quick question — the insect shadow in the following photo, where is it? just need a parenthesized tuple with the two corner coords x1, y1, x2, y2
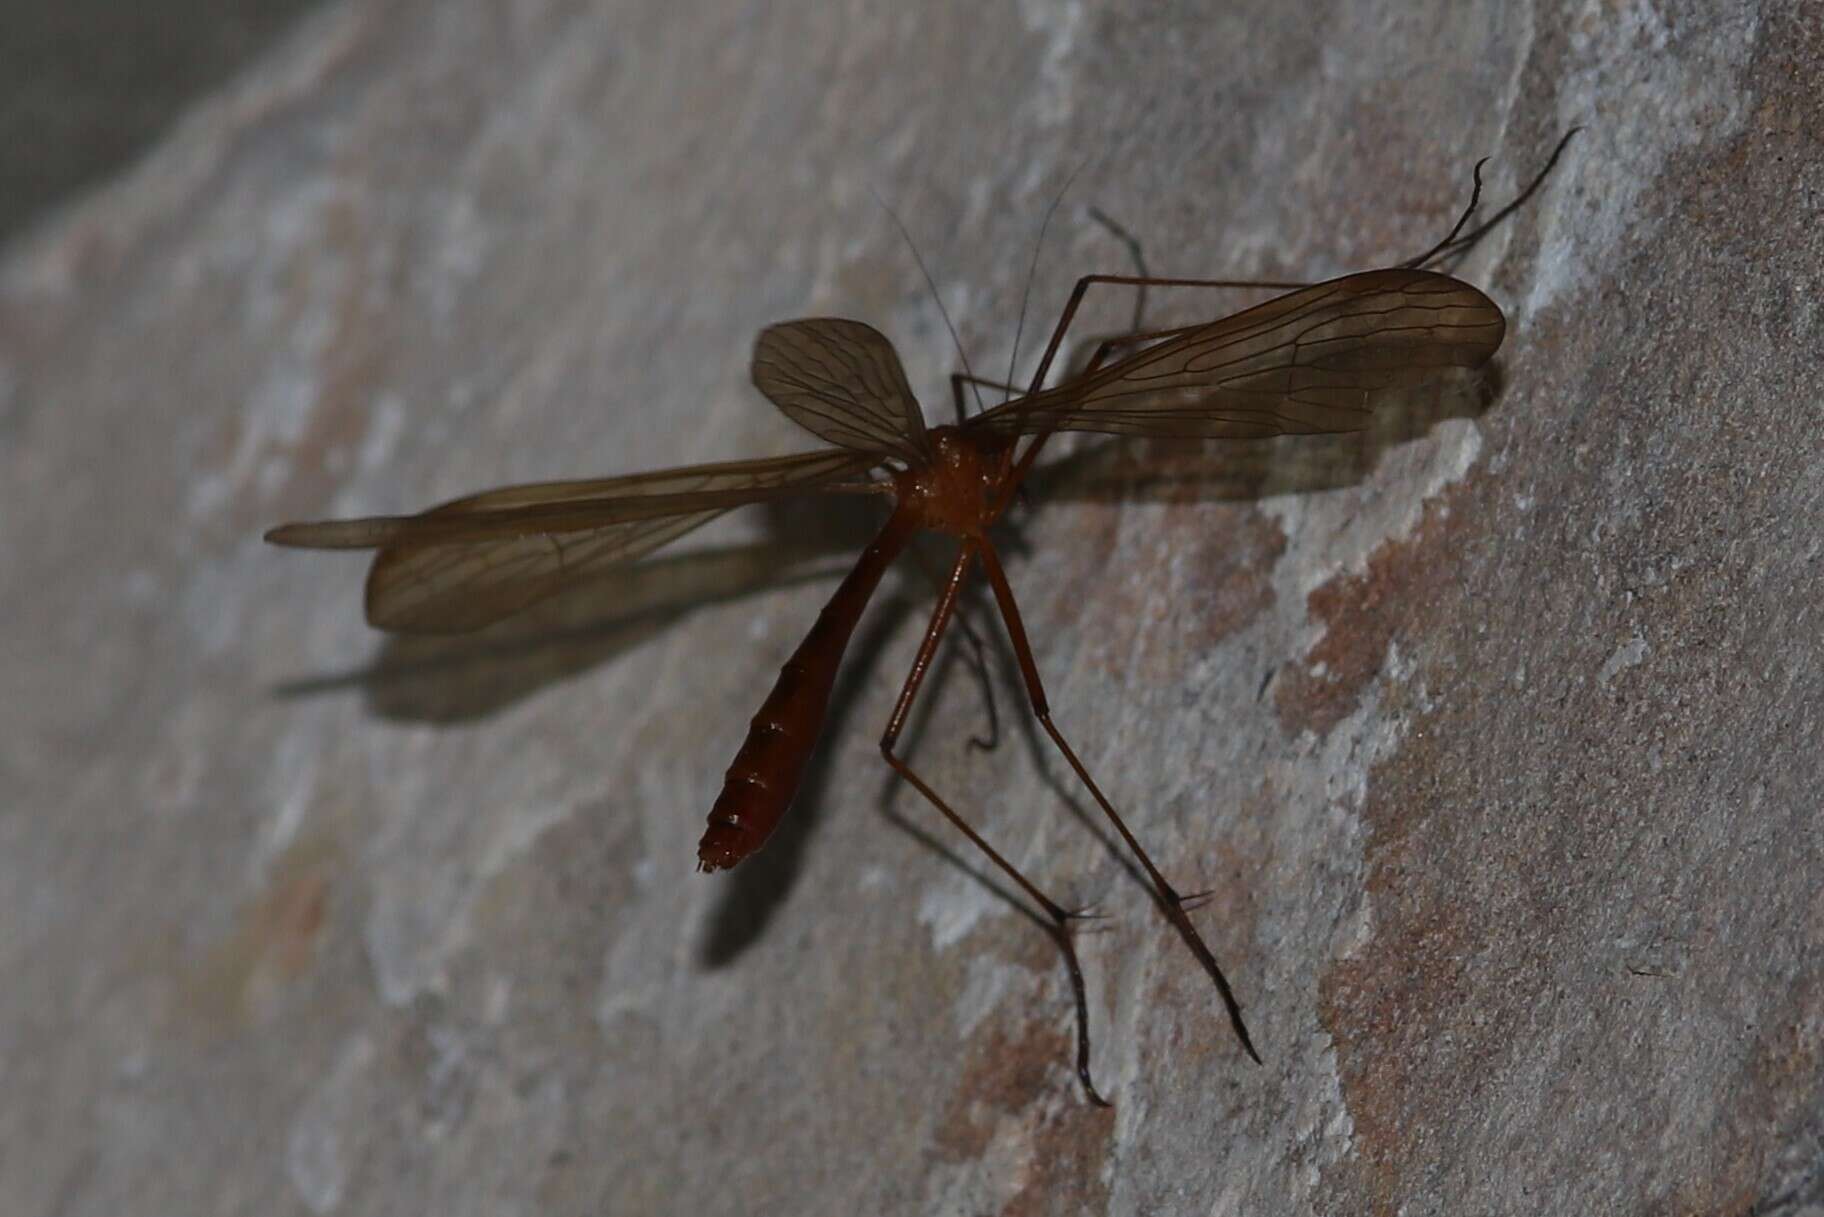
(264, 127, 1578, 1103)
(271, 493, 880, 723)
(271, 360, 1502, 968)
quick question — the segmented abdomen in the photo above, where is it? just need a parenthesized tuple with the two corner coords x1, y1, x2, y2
(696, 511, 914, 871)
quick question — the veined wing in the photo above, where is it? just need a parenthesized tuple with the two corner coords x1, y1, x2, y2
(968, 270, 1505, 440)
(752, 319, 932, 461)
(265, 448, 879, 633)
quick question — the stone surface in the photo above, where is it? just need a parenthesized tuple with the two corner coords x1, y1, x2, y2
(4, 2, 1820, 1214)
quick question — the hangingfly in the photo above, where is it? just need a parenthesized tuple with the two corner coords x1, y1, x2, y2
(267, 133, 1575, 1104)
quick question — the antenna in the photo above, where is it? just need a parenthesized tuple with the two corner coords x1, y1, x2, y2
(872, 187, 984, 418)
(1003, 163, 1085, 406)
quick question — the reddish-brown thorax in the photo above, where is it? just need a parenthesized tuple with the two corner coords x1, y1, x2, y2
(891, 425, 1019, 539)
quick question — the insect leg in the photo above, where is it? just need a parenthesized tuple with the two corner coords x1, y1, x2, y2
(1028, 129, 1583, 401)
(906, 540, 1000, 751)
(991, 321, 1215, 511)
(880, 541, 1110, 1106)
(950, 373, 1024, 425)
(1085, 206, 1152, 332)
(1024, 270, 1311, 398)
(1006, 269, 1312, 492)
(975, 539, 1262, 1064)
(1401, 127, 1582, 271)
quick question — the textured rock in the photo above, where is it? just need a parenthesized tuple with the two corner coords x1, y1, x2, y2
(4, 2, 1820, 1214)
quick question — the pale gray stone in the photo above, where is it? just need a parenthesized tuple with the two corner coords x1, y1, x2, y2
(4, 2, 1819, 1214)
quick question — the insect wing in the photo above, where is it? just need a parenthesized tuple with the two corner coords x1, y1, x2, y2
(970, 270, 1504, 440)
(752, 318, 933, 461)
(266, 448, 878, 633)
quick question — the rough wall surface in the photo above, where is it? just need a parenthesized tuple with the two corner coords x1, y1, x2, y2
(4, 2, 1820, 1214)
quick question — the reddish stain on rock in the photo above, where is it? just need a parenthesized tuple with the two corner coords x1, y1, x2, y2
(1283, 481, 1491, 1213)
(1178, 504, 1288, 653)
(1303, 424, 1824, 1212)
(186, 836, 338, 1030)
(926, 919, 1116, 1211)
(931, 1013, 1115, 1216)
(1069, 501, 1285, 688)
(1274, 485, 1476, 739)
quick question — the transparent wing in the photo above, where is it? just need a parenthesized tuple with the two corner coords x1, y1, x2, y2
(266, 448, 879, 633)
(968, 270, 1505, 440)
(752, 318, 932, 461)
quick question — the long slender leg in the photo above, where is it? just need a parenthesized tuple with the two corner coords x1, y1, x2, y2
(1399, 156, 1490, 270)
(1016, 130, 1582, 437)
(1401, 126, 1582, 271)
(1027, 130, 1582, 402)
(1085, 207, 1152, 333)
(1077, 322, 1203, 373)
(951, 372, 1024, 423)
(1003, 145, 1563, 488)
(992, 320, 1219, 515)
(956, 330, 1191, 424)
(975, 538, 1262, 1064)
(906, 540, 1000, 751)
(998, 271, 1314, 501)
(881, 542, 1112, 1105)
(1024, 271, 1310, 398)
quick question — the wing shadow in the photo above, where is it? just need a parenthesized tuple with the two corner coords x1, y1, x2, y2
(272, 494, 883, 724)
(1029, 364, 1502, 507)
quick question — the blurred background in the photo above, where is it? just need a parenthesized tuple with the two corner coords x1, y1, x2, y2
(1, 2, 324, 244)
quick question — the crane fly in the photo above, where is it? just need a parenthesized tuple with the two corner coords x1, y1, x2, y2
(267, 137, 1573, 1105)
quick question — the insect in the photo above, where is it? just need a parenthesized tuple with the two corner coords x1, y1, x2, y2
(268, 134, 1574, 1104)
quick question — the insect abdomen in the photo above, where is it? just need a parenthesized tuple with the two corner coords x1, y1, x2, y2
(697, 510, 914, 871)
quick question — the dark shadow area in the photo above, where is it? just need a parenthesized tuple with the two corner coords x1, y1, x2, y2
(274, 493, 883, 723)
(1029, 364, 1502, 507)
(0, 1, 330, 246)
